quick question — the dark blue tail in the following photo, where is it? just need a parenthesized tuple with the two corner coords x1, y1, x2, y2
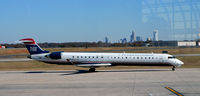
(25, 44, 49, 55)
(20, 38, 49, 55)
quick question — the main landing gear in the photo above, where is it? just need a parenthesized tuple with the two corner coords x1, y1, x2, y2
(172, 66, 175, 71)
(89, 68, 96, 72)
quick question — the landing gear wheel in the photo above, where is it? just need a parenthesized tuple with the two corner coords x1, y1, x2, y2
(172, 66, 175, 71)
(89, 68, 96, 72)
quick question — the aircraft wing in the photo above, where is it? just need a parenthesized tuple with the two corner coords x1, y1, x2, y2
(75, 63, 112, 67)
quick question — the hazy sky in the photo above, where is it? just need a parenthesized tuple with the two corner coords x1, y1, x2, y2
(0, 0, 177, 43)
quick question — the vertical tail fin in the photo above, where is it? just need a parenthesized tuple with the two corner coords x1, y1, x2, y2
(19, 38, 49, 55)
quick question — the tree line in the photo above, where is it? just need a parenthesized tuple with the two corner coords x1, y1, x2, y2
(2, 41, 147, 48)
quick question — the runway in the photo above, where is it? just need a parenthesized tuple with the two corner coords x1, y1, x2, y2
(0, 58, 32, 62)
(0, 68, 200, 96)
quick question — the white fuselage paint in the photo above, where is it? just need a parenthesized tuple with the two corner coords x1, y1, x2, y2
(31, 52, 184, 67)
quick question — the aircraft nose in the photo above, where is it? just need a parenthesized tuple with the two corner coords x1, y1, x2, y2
(173, 59, 184, 67)
(176, 60, 184, 67)
(178, 60, 184, 65)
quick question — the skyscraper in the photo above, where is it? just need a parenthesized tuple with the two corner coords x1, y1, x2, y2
(130, 30, 136, 43)
(153, 30, 158, 41)
(136, 36, 142, 41)
(105, 37, 108, 44)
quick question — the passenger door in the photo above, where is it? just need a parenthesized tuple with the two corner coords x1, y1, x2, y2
(159, 56, 164, 63)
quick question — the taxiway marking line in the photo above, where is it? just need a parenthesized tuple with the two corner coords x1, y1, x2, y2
(165, 86, 184, 96)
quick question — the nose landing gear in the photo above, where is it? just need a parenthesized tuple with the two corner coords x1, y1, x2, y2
(172, 66, 175, 71)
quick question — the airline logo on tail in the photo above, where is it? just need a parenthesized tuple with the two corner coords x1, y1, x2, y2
(19, 38, 49, 55)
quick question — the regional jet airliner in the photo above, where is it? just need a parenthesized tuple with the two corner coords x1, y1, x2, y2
(19, 38, 184, 72)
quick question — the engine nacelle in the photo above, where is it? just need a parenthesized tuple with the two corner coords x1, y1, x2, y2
(48, 51, 63, 59)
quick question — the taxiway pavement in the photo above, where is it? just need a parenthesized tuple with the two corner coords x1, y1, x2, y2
(0, 68, 200, 96)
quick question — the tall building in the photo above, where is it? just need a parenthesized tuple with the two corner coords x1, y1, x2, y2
(130, 30, 136, 43)
(153, 30, 158, 41)
(105, 37, 108, 44)
(136, 36, 142, 41)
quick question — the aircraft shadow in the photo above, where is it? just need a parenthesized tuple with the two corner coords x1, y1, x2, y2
(24, 71, 75, 74)
(24, 69, 171, 76)
(62, 69, 171, 75)
(98, 69, 171, 73)
(61, 70, 96, 75)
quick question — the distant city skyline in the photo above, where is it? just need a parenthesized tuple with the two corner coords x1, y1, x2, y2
(114, 29, 159, 43)
(1, 0, 200, 44)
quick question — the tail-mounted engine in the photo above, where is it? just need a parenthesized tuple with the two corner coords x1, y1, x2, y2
(45, 51, 63, 59)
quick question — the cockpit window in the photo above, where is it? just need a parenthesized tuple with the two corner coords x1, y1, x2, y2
(168, 56, 176, 59)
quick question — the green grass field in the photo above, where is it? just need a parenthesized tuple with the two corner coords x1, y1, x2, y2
(0, 47, 200, 70)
